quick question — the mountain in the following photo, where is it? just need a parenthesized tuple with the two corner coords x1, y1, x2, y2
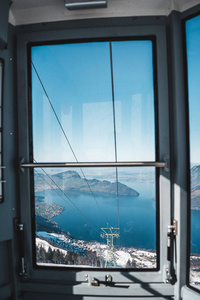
(35, 196, 65, 219)
(191, 165, 200, 188)
(191, 185, 200, 210)
(35, 215, 62, 233)
(191, 166, 200, 210)
(35, 170, 139, 196)
(34, 196, 65, 233)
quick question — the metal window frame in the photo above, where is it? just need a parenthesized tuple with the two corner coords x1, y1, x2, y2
(183, 10, 200, 295)
(0, 60, 4, 204)
(17, 20, 171, 296)
(28, 37, 162, 275)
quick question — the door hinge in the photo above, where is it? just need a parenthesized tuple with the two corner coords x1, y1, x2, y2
(168, 219, 178, 236)
(166, 267, 173, 283)
(167, 219, 178, 261)
(165, 219, 178, 284)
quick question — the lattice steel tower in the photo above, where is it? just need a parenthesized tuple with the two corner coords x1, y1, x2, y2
(101, 227, 120, 268)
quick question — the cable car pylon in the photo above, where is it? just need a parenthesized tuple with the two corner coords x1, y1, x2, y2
(100, 227, 120, 268)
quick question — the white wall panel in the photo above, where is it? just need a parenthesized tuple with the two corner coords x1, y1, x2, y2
(9, 0, 200, 26)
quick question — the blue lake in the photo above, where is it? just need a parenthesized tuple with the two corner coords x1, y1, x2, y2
(191, 210, 200, 254)
(36, 181, 200, 253)
(36, 181, 157, 250)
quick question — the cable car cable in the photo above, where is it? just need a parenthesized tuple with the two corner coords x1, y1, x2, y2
(34, 165, 100, 234)
(109, 42, 120, 230)
(31, 61, 109, 226)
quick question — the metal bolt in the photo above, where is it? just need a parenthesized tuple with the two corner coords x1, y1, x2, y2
(18, 224, 24, 231)
(105, 274, 112, 282)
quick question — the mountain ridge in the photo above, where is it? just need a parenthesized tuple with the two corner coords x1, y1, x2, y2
(35, 170, 139, 197)
(191, 165, 200, 210)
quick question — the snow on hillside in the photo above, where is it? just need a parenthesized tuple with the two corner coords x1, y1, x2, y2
(36, 237, 68, 255)
(116, 250, 132, 267)
(36, 231, 157, 268)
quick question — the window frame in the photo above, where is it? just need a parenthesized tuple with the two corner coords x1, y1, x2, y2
(17, 20, 171, 294)
(28, 36, 160, 272)
(0, 59, 4, 204)
(183, 10, 200, 295)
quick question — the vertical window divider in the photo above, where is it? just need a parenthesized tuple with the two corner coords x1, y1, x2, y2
(0, 60, 5, 204)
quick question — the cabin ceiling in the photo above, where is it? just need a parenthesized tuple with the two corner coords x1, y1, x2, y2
(9, 0, 200, 25)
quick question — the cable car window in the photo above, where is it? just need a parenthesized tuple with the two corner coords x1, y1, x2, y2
(186, 14, 200, 289)
(30, 40, 158, 269)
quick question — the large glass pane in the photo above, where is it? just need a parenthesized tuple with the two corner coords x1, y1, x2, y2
(31, 40, 156, 163)
(186, 15, 200, 289)
(31, 40, 157, 269)
(35, 167, 157, 268)
(31, 42, 115, 162)
(111, 41, 155, 161)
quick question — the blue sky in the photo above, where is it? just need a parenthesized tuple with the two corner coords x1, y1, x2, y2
(31, 40, 155, 163)
(186, 15, 200, 164)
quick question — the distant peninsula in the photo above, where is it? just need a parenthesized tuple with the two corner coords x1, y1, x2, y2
(35, 196, 65, 233)
(35, 170, 139, 197)
(35, 196, 65, 219)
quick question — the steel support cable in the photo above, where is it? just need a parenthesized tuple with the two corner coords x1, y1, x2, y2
(109, 43, 120, 229)
(31, 61, 109, 226)
(34, 164, 100, 234)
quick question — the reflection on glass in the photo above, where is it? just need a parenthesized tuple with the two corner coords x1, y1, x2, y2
(35, 167, 156, 268)
(31, 40, 155, 163)
(112, 41, 155, 161)
(31, 42, 115, 162)
(186, 15, 200, 288)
